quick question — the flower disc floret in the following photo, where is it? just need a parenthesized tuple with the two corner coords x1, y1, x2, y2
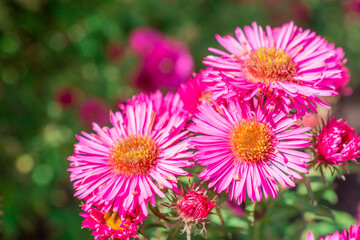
(109, 135, 159, 176)
(244, 47, 298, 85)
(230, 119, 276, 164)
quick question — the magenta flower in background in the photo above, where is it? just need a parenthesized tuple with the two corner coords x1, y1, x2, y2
(69, 91, 194, 217)
(130, 27, 194, 92)
(78, 98, 109, 127)
(80, 204, 144, 240)
(189, 96, 312, 204)
(315, 116, 360, 166)
(204, 21, 346, 116)
(344, 0, 360, 15)
(307, 224, 360, 240)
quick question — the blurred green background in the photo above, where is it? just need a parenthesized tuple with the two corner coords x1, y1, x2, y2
(1, 0, 360, 239)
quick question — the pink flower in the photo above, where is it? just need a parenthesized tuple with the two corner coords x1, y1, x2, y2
(203, 21, 346, 116)
(176, 187, 215, 224)
(307, 224, 360, 240)
(177, 70, 212, 116)
(315, 116, 360, 165)
(80, 205, 144, 240)
(163, 182, 215, 234)
(189, 96, 312, 203)
(78, 98, 108, 127)
(69, 91, 194, 217)
(130, 27, 194, 92)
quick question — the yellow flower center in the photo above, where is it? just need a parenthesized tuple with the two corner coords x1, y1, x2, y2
(104, 210, 130, 231)
(244, 47, 298, 86)
(229, 119, 276, 164)
(108, 135, 159, 176)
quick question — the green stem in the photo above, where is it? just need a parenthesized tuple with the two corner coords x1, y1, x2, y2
(246, 201, 256, 226)
(303, 175, 315, 206)
(186, 225, 191, 240)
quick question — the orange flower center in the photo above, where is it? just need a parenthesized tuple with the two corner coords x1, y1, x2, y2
(229, 119, 276, 164)
(244, 47, 298, 86)
(108, 135, 159, 176)
(104, 210, 130, 231)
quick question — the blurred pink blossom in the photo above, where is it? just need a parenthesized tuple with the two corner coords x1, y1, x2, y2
(130, 27, 194, 92)
(345, 0, 360, 14)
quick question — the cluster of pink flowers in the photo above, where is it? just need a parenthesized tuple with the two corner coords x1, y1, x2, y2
(68, 22, 359, 239)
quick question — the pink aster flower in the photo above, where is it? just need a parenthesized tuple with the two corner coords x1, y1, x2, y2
(189, 96, 312, 203)
(177, 70, 213, 116)
(204, 21, 345, 116)
(80, 205, 144, 240)
(68, 91, 194, 217)
(314, 116, 360, 166)
(307, 224, 360, 240)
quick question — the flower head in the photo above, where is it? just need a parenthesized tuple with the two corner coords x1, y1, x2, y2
(314, 116, 360, 166)
(189, 96, 312, 203)
(80, 205, 144, 240)
(163, 182, 215, 235)
(204, 21, 346, 116)
(307, 224, 360, 240)
(68, 91, 194, 217)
